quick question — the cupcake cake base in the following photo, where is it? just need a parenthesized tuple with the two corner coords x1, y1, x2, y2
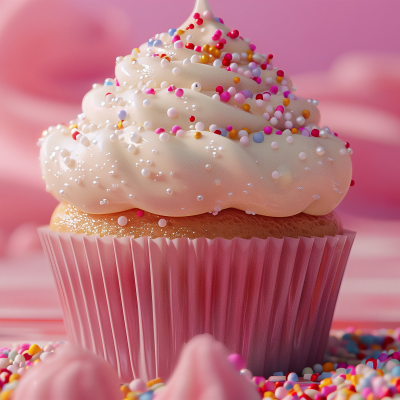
(38, 226, 355, 382)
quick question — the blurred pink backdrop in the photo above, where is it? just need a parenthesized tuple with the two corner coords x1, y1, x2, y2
(0, 0, 399, 328)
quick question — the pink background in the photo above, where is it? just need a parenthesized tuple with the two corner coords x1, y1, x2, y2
(0, 0, 399, 334)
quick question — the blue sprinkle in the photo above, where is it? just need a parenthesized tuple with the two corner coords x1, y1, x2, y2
(220, 129, 227, 137)
(153, 39, 163, 47)
(359, 334, 375, 345)
(139, 392, 154, 400)
(317, 372, 332, 381)
(273, 372, 283, 376)
(214, 17, 220, 22)
(241, 89, 253, 99)
(345, 340, 359, 354)
(253, 132, 264, 143)
(341, 333, 353, 341)
(252, 67, 262, 78)
(118, 110, 127, 120)
(104, 79, 114, 86)
(392, 366, 400, 377)
(287, 372, 298, 382)
(168, 28, 177, 36)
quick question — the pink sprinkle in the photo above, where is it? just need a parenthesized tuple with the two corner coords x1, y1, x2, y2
(276, 105, 284, 113)
(226, 125, 233, 131)
(275, 130, 282, 135)
(167, 85, 176, 92)
(155, 128, 165, 134)
(283, 91, 291, 98)
(264, 126, 272, 135)
(171, 35, 180, 43)
(225, 53, 232, 61)
(270, 85, 278, 94)
(226, 67, 231, 71)
(137, 210, 144, 217)
(255, 77, 261, 84)
(333, 132, 338, 136)
(219, 18, 224, 24)
(194, 46, 201, 52)
(146, 88, 155, 94)
(215, 29, 222, 36)
(172, 125, 181, 134)
(115, 79, 120, 86)
(220, 91, 231, 102)
(175, 88, 184, 97)
(234, 93, 245, 103)
(20, 344, 30, 351)
(216, 86, 223, 94)
(211, 35, 219, 41)
(203, 10, 213, 20)
(249, 44, 256, 51)
(220, 38, 227, 44)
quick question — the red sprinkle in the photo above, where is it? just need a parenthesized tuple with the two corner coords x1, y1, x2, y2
(260, 64, 267, 70)
(345, 141, 350, 148)
(255, 94, 263, 100)
(216, 42, 224, 50)
(189, 116, 195, 122)
(350, 179, 355, 187)
(214, 130, 221, 135)
(137, 210, 144, 217)
(72, 130, 80, 140)
(216, 86, 223, 94)
(268, 54, 274, 59)
(277, 70, 284, 77)
(196, 18, 203, 25)
(185, 43, 195, 50)
(193, 12, 200, 19)
(228, 29, 239, 39)
(311, 129, 320, 137)
(222, 58, 230, 66)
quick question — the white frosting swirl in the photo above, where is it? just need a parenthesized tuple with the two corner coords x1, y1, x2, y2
(39, 0, 352, 217)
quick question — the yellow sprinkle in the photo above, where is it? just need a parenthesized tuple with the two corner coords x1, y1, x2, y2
(320, 378, 333, 387)
(120, 385, 130, 395)
(302, 110, 311, 119)
(33, 359, 41, 364)
(247, 54, 253, 61)
(263, 392, 275, 398)
(176, 29, 185, 36)
(351, 375, 360, 385)
(242, 104, 250, 112)
(117, 120, 124, 129)
(9, 373, 20, 382)
(246, 50, 254, 55)
(1, 390, 13, 400)
(200, 54, 210, 64)
(133, 48, 140, 53)
(69, 124, 78, 130)
(147, 378, 163, 387)
(229, 129, 238, 139)
(293, 384, 301, 392)
(126, 393, 138, 399)
(212, 48, 221, 58)
(28, 344, 41, 356)
(233, 77, 240, 84)
(283, 98, 290, 106)
(194, 131, 202, 139)
(202, 44, 211, 53)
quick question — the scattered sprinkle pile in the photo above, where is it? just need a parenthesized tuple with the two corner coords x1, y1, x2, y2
(1, 328, 399, 400)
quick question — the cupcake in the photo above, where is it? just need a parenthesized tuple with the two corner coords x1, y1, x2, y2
(38, 0, 355, 382)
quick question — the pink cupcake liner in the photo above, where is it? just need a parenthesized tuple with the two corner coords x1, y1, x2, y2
(38, 227, 355, 382)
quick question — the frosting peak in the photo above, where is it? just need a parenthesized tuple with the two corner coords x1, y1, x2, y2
(39, 0, 353, 218)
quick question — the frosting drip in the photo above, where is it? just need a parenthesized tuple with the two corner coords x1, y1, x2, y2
(39, 0, 353, 217)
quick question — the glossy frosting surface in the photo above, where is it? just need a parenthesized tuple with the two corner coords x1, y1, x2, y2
(39, 0, 352, 217)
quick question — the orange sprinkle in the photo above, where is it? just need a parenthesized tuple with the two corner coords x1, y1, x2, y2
(147, 378, 163, 387)
(229, 129, 238, 139)
(283, 98, 290, 106)
(291, 128, 298, 134)
(276, 76, 283, 83)
(233, 77, 240, 84)
(246, 50, 254, 55)
(247, 54, 253, 62)
(243, 128, 250, 133)
(117, 120, 124, 129)
(302, 110, 311, 119)
(242, 104, 251, 112)
(194, 131, 202, 139)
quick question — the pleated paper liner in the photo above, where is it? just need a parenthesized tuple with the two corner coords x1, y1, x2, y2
(38, 227, 355, 382)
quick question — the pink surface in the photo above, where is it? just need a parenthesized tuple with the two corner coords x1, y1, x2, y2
(14, 343, 122, 400)
(0, 0, 399, 325)
(38, 227, 354, 381)
(157, 334, 259, 400)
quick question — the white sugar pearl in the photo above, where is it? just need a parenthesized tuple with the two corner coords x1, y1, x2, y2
(266, 105, 274, 113)
(270, 117, 278, 126)
(110, 133, 118, 142)
(340, 148, 347, 156)
(191, 82, 201, 91)
(282, 129, 291, 135)
(172, 67, 180, 75)
(80, 135, 90, 146)
(186, 34, 193, 42)
(191, 55, 200, 63)
(144, 121, 152, 129)
(167, 108, 178, 118)
(195, 122, 205, 131)
(240, 136, 249, 146)
(130, 132, 140, 142)
(286, 136, 294, 144)
(127, 145, 136, 153)
(232, 53, 241, 62)
(272, 171, 280, 180)
(209, 124, 217, 132)
(265, 77, 273, 84)
(63, 157, 72, 166)
(284, 112, 292, 120)
(274, 111, 282, 119)
(284, 121, 293, 129)
(159, 132, 169, 141)
(316, 146, 325, 156)
(160, 81, 169, 88)
(256, 99, 264, 107)
(263, 113, 270, 120)
(183, 58, 190, 66)
(141, 168, 150, 177)
(213, 59, 222, 67)
(296, 116, 305, 125)
(238, 130, 248, 138)
(147, 80, 156, 88)
(118, 216, 128, 226)
(143, 99, 152, 108)
(271, 141, 279, 150)
(176, 129, 185, 137)
(319, 129, 329, 138)
(158, 219, 167, 227)
(299, 152, 307, 160)
(161, 59, 169, 67)
(227, 87, 236, 95)
(212, 94, 220, 101)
